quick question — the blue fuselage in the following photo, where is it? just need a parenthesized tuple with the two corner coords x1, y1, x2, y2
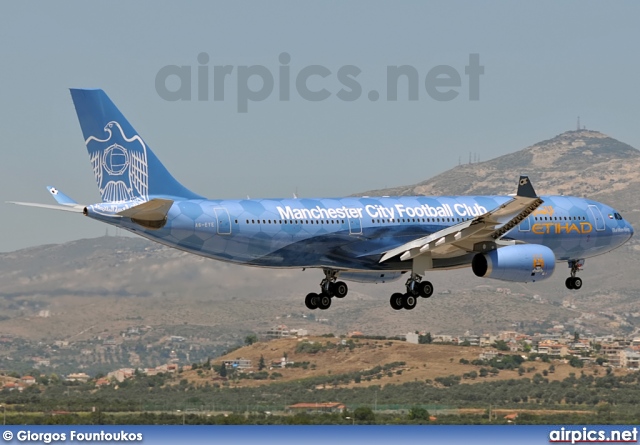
(87, 194, 634, 272)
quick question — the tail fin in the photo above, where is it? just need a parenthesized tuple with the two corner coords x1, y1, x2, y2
(69, 89, 203, 202)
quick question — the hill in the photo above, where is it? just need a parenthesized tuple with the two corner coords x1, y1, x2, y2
(1, 128, 640, 374)
(361, 129, 640, 226)
(180, 337, 620, 389)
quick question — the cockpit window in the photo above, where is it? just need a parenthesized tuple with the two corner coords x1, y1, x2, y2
(613, 212, 623, 220)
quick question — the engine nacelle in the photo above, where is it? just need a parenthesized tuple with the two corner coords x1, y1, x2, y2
(472, 244, 555, 283)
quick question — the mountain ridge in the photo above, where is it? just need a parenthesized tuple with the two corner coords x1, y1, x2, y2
(361, 130, 640, 212)
(1, 129, 639, 349)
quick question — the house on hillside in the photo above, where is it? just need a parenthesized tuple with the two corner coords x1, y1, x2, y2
(223, 358, 252, 370)
(504, 413, 518, 422)
(2, 382, 25, 392)
(287, 402, 345, 414)
(620, 349, 640, 369)
(108, 368, 135, 382)
(432, 334, 453, 344)
(21, 376, 36, 385)
(265, 325, 291, 339)
(66, 373, 90, 383)
(406, 332, 419, 344)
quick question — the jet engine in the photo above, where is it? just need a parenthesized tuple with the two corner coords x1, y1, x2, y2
(471, 244, 555, 283)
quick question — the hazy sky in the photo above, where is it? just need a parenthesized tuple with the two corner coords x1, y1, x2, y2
(2, 1, 640, 252)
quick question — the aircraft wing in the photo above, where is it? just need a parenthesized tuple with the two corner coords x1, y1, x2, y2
(379, 176, 543, 263)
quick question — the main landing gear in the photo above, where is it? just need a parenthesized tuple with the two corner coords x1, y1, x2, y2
(389, 273, 433, 311)
(305, 269, 348, 310)
(565, 259, 584, 290)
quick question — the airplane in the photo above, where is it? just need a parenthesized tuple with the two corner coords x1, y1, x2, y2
(9, 89, 635, 312)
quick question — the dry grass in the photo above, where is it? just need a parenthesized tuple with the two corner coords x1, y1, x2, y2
(181, 337, 628, 389)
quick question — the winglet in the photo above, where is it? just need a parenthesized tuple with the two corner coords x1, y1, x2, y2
(517, 176, 537, 198)
(47, 186, 79, 206)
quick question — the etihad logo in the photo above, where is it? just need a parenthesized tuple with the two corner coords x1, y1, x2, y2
(533, 205, 555, 217)
(532, 222, 592, 235)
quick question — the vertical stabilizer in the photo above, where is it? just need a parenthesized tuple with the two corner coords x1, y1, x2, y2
(69, 89, 203, 202)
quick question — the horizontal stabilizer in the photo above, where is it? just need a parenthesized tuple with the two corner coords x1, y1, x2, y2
(117, 198, 173, 230)
(7, 186, 85, 213)
(7, 201, 84, 213)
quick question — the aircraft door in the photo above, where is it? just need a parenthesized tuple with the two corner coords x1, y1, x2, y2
(518, 215, 531, 232)
(213, 207, 232, 235)
(348, 217, 362, 235)
(587, 205, 605, 231)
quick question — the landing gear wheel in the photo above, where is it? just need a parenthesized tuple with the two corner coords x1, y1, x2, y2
(565, 277, 573, 290)
(417, 281, 433, 298)
(390, 293, 404, 310)
(402, 293, 417, 310)
(332, 281, 348, 298)
(305, 293, 319, 310)
(572, 277, 582, 290)
(565, 277, 583, 290)
(317, 294, 332, 310)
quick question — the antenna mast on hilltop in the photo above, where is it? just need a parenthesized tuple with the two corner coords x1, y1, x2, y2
(577, 116, 580, 131)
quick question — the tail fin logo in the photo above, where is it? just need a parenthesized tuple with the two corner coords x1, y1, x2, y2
(85, 121, 149, 203)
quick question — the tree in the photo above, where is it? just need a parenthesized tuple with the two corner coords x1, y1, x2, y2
(258, 355, 266, 371)
(569, 356, 584, 368)
(573, 331, 580, 342)
(419, 333, 433, 344)
(597, 403, 613, 421)
(596, 357, 608, 366)
(219, 364, 227, 378)
(353, 406, 375, 423)
(408, 406, 430, 421)
(493, 340, 509, 351)
(244, 334, 258, 346)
